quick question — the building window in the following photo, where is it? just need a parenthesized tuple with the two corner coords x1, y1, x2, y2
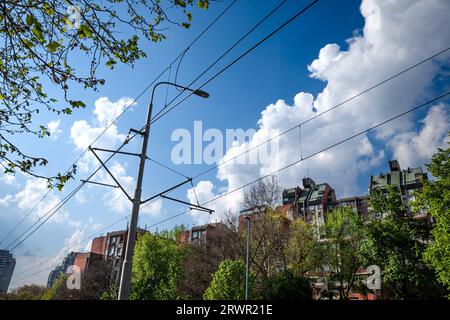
(191, 229, 207, 242)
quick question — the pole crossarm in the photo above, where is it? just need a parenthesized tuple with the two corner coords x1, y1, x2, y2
(91, 147, 141, 158)
(130, 128, 145, 136)
(89, 147, 133, 202)
(140, 178, 192, 204)
(80, 180, 119, 189)
(119, 81, 209, 300)
(188, 206, 213, 214)
(160, 194, 214, 214)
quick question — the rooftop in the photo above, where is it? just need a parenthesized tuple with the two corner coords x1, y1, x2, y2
(309, 183, 329, 203)
(370, 160, 426, 191)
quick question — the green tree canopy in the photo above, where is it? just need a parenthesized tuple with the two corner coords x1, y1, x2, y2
(285, 218, 322, 277)
(322, 206, 366, 300)
(413, 136, 450, 291)
(0, 0, 209, 188)
(260, 269, 312, 300)
(131, 230, 187, 300)
(366, 185, 447, 299)
(41, 274, 70, 300)
(204, 259, 251, 300)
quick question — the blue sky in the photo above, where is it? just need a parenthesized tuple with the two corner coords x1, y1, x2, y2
(1, 0, 449, 288)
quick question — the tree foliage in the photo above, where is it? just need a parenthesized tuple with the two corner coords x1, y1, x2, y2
(322, 207, 366, 300)
(247, 209, 290, 286)
(366, 185, 447, 299)
(413, 136, 450, 291)
(243, 176, 281, 214)
(0, 0, 209, 188)
(131, 230, 187, 300)
(260, 269, 312, 300)
(0, 284, 47, 300)
(204, 259, 251, 300)
(41, 274, 69, 300)
(178, 213, 244, 299)
(285, 218, 322, 277)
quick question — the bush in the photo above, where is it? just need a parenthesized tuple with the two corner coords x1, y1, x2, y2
(260, 269, 312, 300)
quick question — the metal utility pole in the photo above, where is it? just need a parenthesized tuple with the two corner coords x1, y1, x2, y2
(245, 216, 251, 300)
(117, 82, 209, 300)
(117, 96, 152, 300)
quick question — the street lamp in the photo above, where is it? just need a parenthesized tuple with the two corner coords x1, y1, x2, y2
(245, 216, 251, 300)
(117, 82, 209, 300)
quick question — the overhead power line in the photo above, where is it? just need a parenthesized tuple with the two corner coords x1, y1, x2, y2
(9, 216, 128, 286)
(149, 0, 320, 124)
(0, 191, 50, 246)
(6, 133, 137, 251)
(188, 47, 450, 180)
(1, 0, 238, 249)
(145, 91, 450, 230)
(153, 0, 290, 120)
(3, 0, 300, 251)
(13, 91, 450, 282)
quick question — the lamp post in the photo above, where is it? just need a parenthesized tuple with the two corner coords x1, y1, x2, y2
(245, 216, 251, 300)
(118, 82, 209, 300)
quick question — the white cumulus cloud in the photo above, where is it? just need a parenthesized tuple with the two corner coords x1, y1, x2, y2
(47, 119, 63, 140)
(141, 198, 163, 216)
(14, 178, 80, 227)
(388, 103, 450, 167)
(0, 174, 19, 186)
(93, 96, 134, 127)
(186, 0, 450, 225)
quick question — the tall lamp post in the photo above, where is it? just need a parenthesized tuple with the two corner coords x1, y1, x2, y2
(245, 216, 251, 300)
(118, 82, 209, 300)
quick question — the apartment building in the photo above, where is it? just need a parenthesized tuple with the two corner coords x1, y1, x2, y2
(179, 223, 230, 245)
(0, 249, 15, 293)
(369, 159, 428, 219)
(280, 178, 336, 235)
(47, 251, 78, 288)
(335, 195, 370, 221)
(90, 228, 147, 286)
(73, 252, 103, 275)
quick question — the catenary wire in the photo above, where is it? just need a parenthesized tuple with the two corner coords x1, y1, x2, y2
(144, 92, 450, 229)
(0, 0, 238, 248)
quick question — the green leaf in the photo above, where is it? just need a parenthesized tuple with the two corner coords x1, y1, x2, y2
(78, 24, 94, 39)
(26, 14, 35, 26)
(32, 22, 45, 43)
(105, 59, 116, 69)
(62, 108, 72, 115)
(46, 41, 61, 53)
(69, 100, 86, 108)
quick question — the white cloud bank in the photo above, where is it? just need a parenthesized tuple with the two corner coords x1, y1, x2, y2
(141, 198, 163, 216)
(187, 0, 450, 225)
(70, 96, 155, 216)
(14, 179, 81, 227)
(0, 173, 18, 186)
(47, 119, 63, 140)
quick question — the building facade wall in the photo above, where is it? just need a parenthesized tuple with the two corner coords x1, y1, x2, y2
(0, 250, 15, 294)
